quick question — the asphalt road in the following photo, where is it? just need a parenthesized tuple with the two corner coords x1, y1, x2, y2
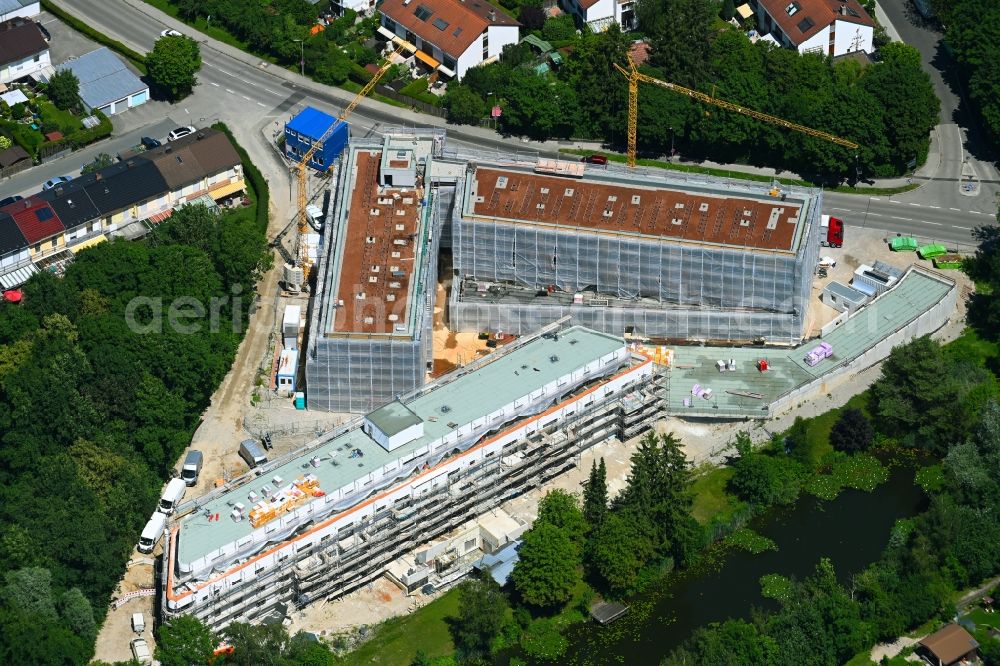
(8, 0, 997, 249)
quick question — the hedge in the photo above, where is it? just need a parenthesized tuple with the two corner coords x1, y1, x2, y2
(42, 0, 148, 75)
(211, 122, 269, 233)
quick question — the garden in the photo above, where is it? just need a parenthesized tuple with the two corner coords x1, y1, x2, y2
(0, 82, 112, 162)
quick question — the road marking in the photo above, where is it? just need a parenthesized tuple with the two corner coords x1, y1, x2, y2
(209, 82, 220, 87)
(242, 95, 252, 101)
(831, 207, 851, 212)
(870, 197, 880, 201)
(923, 221, 943, 226)
(971, 211, 983, 214)
(225, 88, 235, 94)
(950, 207, 961, 211)
(868, 212, 883, 217)
(909, 202, 922, 206)
(263, 88, 278, 95)
(890, 216, 913, 221)
(257, 102, 266, 107)
(217, 68, 235, 77)
(928, 205, 940, 209)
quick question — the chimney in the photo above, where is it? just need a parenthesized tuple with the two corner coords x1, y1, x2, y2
(488, 8, 496, 20)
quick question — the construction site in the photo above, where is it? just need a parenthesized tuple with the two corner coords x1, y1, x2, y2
(449, 164, 822, 343)
(304, 133, 443, 413)
(162, 323, 662, 630)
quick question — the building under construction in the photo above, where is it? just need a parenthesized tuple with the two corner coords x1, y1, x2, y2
(305, 134, 442, 412)
(449, 163, 822, 344)
(161, 323, 661, 629)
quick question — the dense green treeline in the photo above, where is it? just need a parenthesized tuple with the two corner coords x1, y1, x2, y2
(0, 138, 270, 664)
(447, 4, 939, 180)
(932, 0, 1000, 151)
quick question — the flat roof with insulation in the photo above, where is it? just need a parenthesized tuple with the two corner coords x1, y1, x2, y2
(330, 150, 423, 335)
(467, 167, 804, 252)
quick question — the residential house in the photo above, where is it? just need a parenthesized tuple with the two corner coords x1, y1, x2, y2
(284, 106, 348, 172)
(562, 0, 636, 32)
(56, 47, 149, 115)
(0, 128, 245, 288)
(0, 17, 49, 85)
(0, 210, 29, 277)
(916, 624, 979, 666)
(0, 144, 31, 178)
(754, 0, 874, 57)
(3, 196, 66, 258)
(0, 0, 38, 24)
(379, 0, 520, 79)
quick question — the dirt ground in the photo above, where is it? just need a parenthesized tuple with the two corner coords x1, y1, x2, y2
(431, 281, 490, 375)
(93, 121, 300, 661)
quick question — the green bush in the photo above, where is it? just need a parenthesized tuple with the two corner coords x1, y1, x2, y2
(399, 77, 440, 106)
(211, 122, 269, 232)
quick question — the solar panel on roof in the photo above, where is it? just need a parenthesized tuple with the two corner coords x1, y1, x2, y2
(35, 208, 53, 222)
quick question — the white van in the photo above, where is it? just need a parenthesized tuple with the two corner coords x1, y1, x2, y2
(138, 512, 167, 554)
(131, 612, 145, 634)
(157, 478, 187, 515)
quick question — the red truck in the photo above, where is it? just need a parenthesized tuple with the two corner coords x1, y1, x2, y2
(820, 215, 844, 248)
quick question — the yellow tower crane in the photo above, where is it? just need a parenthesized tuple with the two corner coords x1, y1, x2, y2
(294, 44, 410, 283)
(613, 56, 859, 168)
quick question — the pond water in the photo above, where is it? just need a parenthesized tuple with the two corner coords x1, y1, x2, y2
(551, 467, 927, 665)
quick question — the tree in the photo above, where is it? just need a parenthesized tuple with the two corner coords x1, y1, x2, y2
(155, 615, 216, 666)
(582, 458, 608, 529)
(721, 0, 736, 20)
(47, 69, 80, 111)
(638, 0, 714, 87)
(224, 622, 290, 666)
(588, 512, 653, 596)
(81, 153, 114, 176)
(541, 15, 576, 42)
(444, 84, 486, 125)
(58, 588, 96, 643)
(0, 135, 11, 150)
(871, 336, 976, 453)
(448, 577, 508, 664)
(518, 5, 546, 30)
(829, 408, 875, 452)
(499, 70, 580, 140)
(861, 43, 939, 174)
(664, 619, 775, 666)
(536, 489, 586, 552)
(511, 522, 580, 608)
(729, 452, 803, 507)
(147, 36, 202, 100)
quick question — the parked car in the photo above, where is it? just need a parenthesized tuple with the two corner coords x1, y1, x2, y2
(42, 176, 72, 190)
(130, 638, 152, 665)
(140, 136, 161, 150)
(167, 126, 196, 142)
(160, 28, 182, 37)
(0, 195, 23, 207)
(581, 154, 608, 165)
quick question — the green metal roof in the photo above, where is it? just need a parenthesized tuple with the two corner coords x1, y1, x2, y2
(176, 326, 626, 565)
(665, 267, 954, 417)
(521, 34, 553, 53)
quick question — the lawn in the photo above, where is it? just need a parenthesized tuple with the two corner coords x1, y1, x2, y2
(967, 607, 1000, 630)
(690, 466, 738, 525)
(337, 587, 460, 666)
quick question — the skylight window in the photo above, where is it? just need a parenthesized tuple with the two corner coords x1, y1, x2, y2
(433, 17, 449, 30)
(797, 17, 815, 32)
(453, 26, 463, 37)
(785, 2, 799, 15)
(414, 5, 433, 21)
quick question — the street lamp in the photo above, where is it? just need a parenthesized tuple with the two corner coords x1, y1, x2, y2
(669, 126, 675, 162)
(293, 39, 305, 77)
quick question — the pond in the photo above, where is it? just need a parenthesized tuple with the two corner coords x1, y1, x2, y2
(553, 467, 927, 665)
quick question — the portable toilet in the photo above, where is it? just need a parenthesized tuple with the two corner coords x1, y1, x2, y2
(294, 391, 306, 409)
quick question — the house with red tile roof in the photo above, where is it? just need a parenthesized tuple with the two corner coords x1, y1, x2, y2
(0, 195, 64, 258)
(379, 0, 519, 79)
(755, 0, 874, 57)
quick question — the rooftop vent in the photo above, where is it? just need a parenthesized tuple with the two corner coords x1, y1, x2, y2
(549, 355, 559, 363)
(440, 405, 452, 413)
